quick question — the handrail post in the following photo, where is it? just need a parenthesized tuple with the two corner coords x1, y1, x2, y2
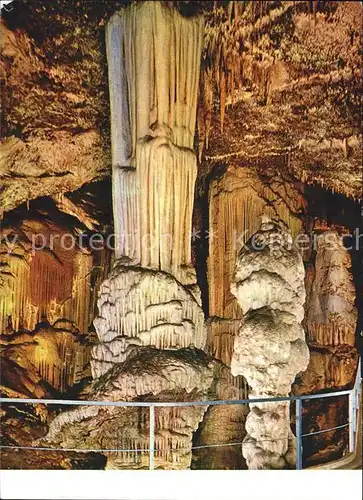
(149, 405, 155, 470)
(348, 390, 355, 453)
(296, 398, 303, 470)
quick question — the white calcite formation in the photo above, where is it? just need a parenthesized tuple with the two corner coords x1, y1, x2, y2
(305, 231, 357, 347)
(91, 264, 206, 378)
(106, 2, 204, 284)
(208, 166, 303, 320)
(231, 218, 309, 469)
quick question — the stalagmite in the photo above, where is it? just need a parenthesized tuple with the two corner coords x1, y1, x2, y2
(305, 231, 357, 347)
(39, 349, 248, 470)
(208, 166, 303, 320)
(231, 218, 309, 469)
(207, 166, 304, 370)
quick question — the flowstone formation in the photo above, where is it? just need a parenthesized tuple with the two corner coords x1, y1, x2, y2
(91, 264, 206, 379)
(231, 218, 310, 469)
(1, 328, 92, 395)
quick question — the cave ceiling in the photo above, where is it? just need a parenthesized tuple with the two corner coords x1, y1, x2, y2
(0, 0, 361, 219)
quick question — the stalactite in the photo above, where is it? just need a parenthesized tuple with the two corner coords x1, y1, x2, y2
(231, 219, 309, 469)
(220, 71, 226, 132)
(0, 234, 33, 332)
(200, 2, 294, 138)
(0, 223, 94, 335)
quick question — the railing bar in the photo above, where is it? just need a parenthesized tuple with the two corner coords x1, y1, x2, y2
(149, 406, 155, 470)
(0, 389, 354, 408)
(0, 445, 148, 453)
(0, 435, 304, 454)
(302, 423, 349, 437)
(191, 436, 295, 450)
(349, 391, 355, 453)
(296, 398, 303, 470)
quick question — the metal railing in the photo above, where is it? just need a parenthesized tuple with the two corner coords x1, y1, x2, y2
(0, 358, 361, 470)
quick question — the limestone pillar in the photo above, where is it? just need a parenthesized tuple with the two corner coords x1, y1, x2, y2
(106, 2, 204, 285)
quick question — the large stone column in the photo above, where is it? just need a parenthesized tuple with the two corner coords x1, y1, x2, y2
(231, 218, 310, 469)
(206, 166, 304, 367)
(106, 2, 204, 285)
(44, 2, 211, 471)
(91, 1, 206, 376)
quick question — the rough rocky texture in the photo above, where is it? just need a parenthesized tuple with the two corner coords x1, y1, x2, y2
(293, 345, 358, 395)
(0, 8, 111, 217)
(305, 230, 358, 347)
(199, 1, 362, 200)
(1, 1, 361, 212)
(0, 352, 50, 399)
(0, 328, 93, 394)
(192, 402, 248, 470)
(39, 348, 247, 470)
(231, 219, 309, 469)
(91, 264, 206, 379)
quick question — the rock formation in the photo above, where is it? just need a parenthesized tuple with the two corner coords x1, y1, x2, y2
(0, 221, 93, 335)
(305, 231, 357, 347)
(1, 328, 92, 394)
(39, 348, 247, 470)
(208, 166, 304, 320)
(231, 218, 310, 469)
(34, 5, 250, 471)
(91, 264, 206, 379)
(292, 225, 359, 465)
(106, 2, 203, 284)
(206, 166, 305, 369)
